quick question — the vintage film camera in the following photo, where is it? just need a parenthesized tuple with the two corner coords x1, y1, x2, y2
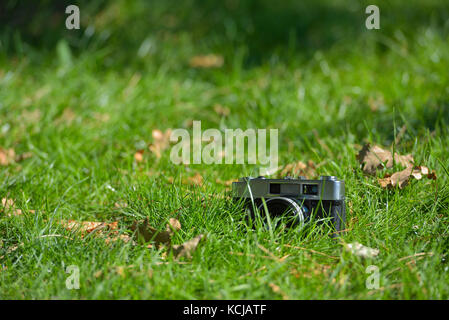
(232, 176, 346, 232)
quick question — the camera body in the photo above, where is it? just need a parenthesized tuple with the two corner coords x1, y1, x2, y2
(232, 176, 346, 232)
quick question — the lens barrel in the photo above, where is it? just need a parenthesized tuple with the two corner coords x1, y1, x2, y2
(257, 197, 309, 226)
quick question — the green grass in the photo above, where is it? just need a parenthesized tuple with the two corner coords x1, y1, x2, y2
(1, 0, 449, 299)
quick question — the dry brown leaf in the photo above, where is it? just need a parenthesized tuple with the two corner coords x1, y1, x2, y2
(189, 54, 224, 68)
(0, 148, 15, 166)
(21, 109, 42, 123)
(213, 104, 230, 116)
(105, 234, 132, 245)
(134, 150, 144, 162)
(60, 219, 131, 244)
(368, 96, 384, 112)
(390, 166, 413, 189)
(167, 176, 175, 184)
(412, 166, 437, 180)
(148, 129, 172, 158)
(0, 147, 32, 166)
(344, 242, 379, 258)
(131, 218, 172, 245)
(93, 112, 110, 123)
(1, 197, 23, 216)
(290, 265, 331, 279)
(115, 266, 126, 278)
(15, 152, 33, 162)
(55, 108, 76, 125)
(378, 165, 437, 189)
(185, 172, 203, 186)
(216, 178, 237, 186)
(280, 160, 316, 178)
(357, 144, 414, 174)
(166, 218, 181, 235)
(171, 234, 206, 259)
(377, 175, 392, 188)
(60, 220, 118, 236)
(269, 283, 289, 300)
(131, 217, 182, 246)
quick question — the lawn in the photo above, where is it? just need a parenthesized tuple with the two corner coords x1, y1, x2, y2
(0, 0, 448, 299)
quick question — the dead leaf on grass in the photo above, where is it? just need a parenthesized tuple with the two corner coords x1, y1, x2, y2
(105, 234, 133, 245)
(189, 54, 224, 68)
(378, 165, 437, 189)
(411, 166, 437, 180)
(92, 112, 110, 123)
(166, 218, 181, 235)
(0, 148, 15, 166)
(131, 217, 181, 246)
(21, 109, 42, 123)
(357, 144, 414, 174)
(213, 104, 230, 116)
(185, 172, 203, 186)
(1, 198, 23, 216)
(269, 283, 289, 300)
(55, 108, 77, 125)
(171, 234, 206, 259)
(114, 201, 128, 209)
(60, 220, 119, 237)
(280, 160, 317, 178)
(148, 129, 172, 158)
(134, 149, 144, 162)
(60, 220, 132, 245)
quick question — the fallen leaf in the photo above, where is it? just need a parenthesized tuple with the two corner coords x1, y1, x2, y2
(368, 95, 384, 112)
(134, 150, 144, 162)
(390, 166, 413, 189)
(378, 165, 437, 189)
(166, 218, 181, 235)
(15, 152, 33, 162)
(21, 109, 42, 123)
(105, 234, 133, 245)
(131, 218, 172, 246)
(114, 201, 128, 209)
(189, 54, 224, 68)
(60, 219, 131, 244)
(269, 283, 289, 300)
(148, 129, 172, 158)
(131, 217, 182, 246)
(280, 160, 316, 178)
(171, 234, 206, 259)
(55, 108, 76, 125)
(411, 166, 437, 180)
(0, 148, 15, 166)
(93, 112, 110, 123)
(60, 220, 118, 236)
(1, 197, 23, 216)
(94, 270, 103, 278)
(290, 265, 331, 279)
(356, 144, 414, 174)
(115, 266, 126, 278)
(377, 175, 392, 188)
(185, 172, 203, 186)
(216, 178, 237, 186)
(344, 242, 379, 258)
(213, 104, 230, 116)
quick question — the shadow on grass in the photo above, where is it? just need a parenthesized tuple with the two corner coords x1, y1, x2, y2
(1, 0, 449, 66)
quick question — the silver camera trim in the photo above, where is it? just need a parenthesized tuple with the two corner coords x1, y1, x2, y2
(232, 176, 345, 201)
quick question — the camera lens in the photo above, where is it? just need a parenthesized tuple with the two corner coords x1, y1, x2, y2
(257, 197, 309, 227)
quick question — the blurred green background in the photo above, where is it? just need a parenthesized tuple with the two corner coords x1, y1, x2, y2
(1, 0, 449, 299)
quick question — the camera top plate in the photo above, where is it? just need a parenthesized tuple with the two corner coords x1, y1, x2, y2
(232, 176, 345, 201)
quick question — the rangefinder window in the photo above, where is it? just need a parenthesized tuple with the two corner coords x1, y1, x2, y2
(303, 184, 318, 195)
(269, 183, 281, 194)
